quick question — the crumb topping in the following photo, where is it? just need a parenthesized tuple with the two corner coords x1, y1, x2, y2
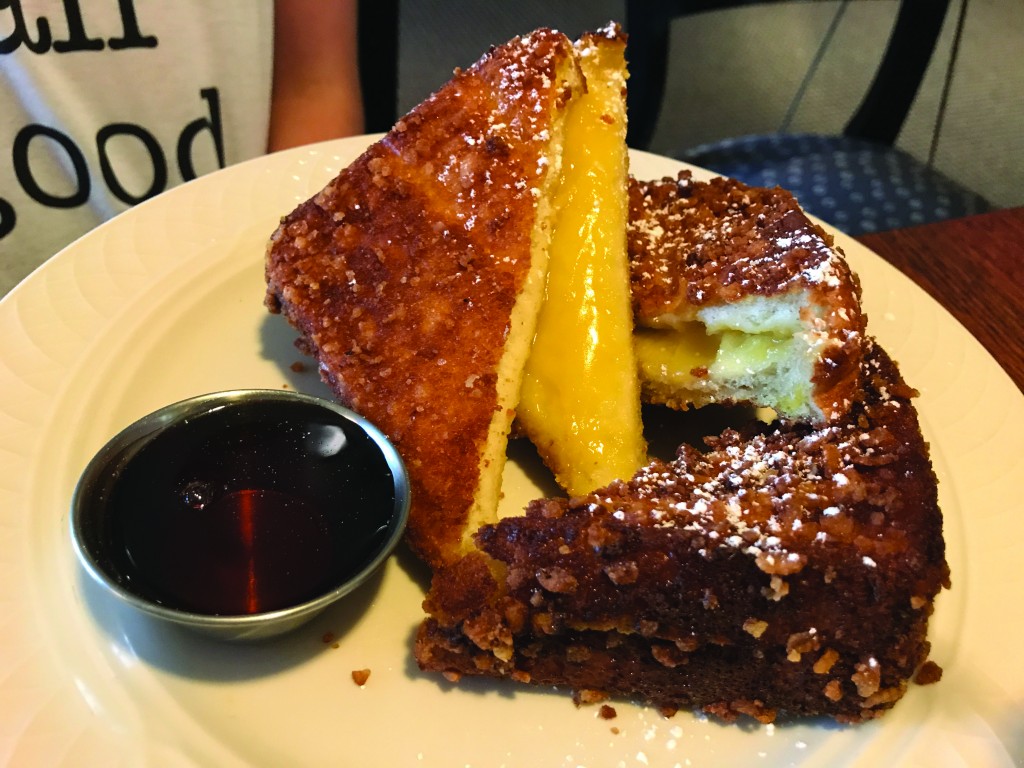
(627, 172, 860, 322)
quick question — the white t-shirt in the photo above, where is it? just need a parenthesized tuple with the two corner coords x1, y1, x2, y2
(0, 0, 273, 293)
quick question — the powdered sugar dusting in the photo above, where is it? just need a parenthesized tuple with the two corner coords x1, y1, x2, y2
(628, 172, 857, 319)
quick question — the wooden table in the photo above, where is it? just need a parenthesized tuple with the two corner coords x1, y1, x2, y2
(857, 206, 1024, 393)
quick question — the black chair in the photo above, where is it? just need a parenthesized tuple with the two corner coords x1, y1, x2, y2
(625, 0, 991, 234)
(357, 0, 399, 134)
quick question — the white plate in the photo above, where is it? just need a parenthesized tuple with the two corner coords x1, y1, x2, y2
(1, 137, 1021, 767)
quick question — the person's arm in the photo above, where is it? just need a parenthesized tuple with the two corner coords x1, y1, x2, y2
(268, 0, 365, 152)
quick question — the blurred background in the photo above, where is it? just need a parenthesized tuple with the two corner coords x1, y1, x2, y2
(397, 0, 1022, 213)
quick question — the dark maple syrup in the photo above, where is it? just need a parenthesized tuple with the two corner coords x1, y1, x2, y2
(97, 399, 398, 615)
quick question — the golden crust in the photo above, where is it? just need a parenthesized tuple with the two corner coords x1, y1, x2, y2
(416, 340, 949, 722)
(265, 28, 582, 569)
(628, 172, 866, 422)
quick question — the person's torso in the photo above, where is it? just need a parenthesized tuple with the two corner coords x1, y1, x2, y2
(1, 0, 273, 291)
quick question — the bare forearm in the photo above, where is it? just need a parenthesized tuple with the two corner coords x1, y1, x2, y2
(268, 0, 365, 152)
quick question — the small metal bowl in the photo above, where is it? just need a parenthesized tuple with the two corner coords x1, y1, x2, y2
(71, 389, 409, 641)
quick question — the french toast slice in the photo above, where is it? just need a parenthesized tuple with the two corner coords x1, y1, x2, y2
(265, 29, 585, 569)
(517, 27, 647, 497)
(415, 340, 949, 723)
(629, 173, 866, 424)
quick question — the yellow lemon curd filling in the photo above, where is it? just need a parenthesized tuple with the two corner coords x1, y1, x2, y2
(517, 36, 646, 497)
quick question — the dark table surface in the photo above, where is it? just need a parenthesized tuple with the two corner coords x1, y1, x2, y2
(857, 206, 1023, 394)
